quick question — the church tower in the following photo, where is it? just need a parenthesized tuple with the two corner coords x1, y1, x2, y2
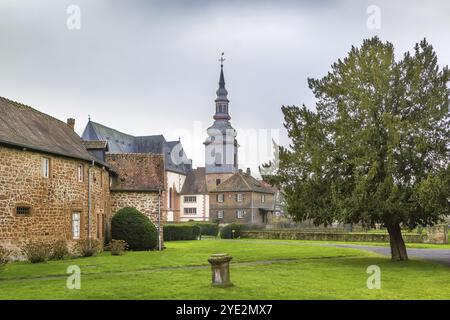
(204, 53, 238, 190)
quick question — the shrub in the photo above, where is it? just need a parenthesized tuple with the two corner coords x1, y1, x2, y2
(74, 239, 102, 257)
(192, 222, 219, 237)
(111, 207, 158, 251)
(21, 240, 52, 263)
(220, 224, 247, 239)
(0, 246, 10, 266)
(50, 239, 69, 260)
(163, 224, 201, 241)
(107, 239, 128, 256)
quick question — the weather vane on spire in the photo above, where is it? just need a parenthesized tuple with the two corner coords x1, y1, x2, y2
(219, 52, 225, 67)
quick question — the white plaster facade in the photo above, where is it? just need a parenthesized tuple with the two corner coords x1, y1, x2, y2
(179, 194, 210, 222)
(166, 171, 186, 222)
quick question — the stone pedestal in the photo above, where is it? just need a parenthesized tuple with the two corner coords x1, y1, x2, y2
(208, 253, 233, 287)
(426, 225, 448, 244)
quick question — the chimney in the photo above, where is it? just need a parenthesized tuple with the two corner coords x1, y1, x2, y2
(67, 118, 75, 131)
(246, 168, 251, 175)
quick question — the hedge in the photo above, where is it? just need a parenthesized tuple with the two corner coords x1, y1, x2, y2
(163, 224, 201, 241)
(191, 222, 219, 237)
(220, 223, 247, 239)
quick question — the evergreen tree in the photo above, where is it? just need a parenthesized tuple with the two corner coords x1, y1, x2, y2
(264, 37, 450, 261)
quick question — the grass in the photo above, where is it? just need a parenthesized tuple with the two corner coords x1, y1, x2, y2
(0, 239, 449, 299)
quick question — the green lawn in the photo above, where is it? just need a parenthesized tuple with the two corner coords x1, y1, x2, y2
(0, 239, 449, 299)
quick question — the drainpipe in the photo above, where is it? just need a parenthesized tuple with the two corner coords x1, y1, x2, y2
(88, 160, 94, 248)
(158, 187, 162, 251)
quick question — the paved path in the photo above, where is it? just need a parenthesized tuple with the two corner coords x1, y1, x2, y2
(329, 244, 450, 267)
(238, 239, 450, 267)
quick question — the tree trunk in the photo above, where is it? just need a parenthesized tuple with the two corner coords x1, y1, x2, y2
(386, 223, 408, 261)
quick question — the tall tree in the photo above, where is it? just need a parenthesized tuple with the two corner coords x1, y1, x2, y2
(264, 37, 450, 261)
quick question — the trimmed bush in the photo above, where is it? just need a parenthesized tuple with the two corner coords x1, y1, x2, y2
(112, 207, 158, 251)
(163, 224, 201, 241)
(74, 239, 102, 257)
(21, 240, 52, 263)
(0, 246, 10, 266)
(193, 222, 219, 237)
(220, 224, 247, 239)
(107, 239, 129, 256)
(50, 239, 69, 260)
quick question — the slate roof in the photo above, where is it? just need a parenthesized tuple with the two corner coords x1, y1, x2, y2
(0, 96, 102, 163)
(106, 153, 165, 191)
(180, 167, 208, 194)
(211, 170, 275, 194)
(82, 121, 192, 174)
(82, 140, 108, 150)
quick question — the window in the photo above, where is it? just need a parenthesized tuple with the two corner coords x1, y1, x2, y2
(184, 196, 197, 203)
(77, 164, 84, 182)
(236, 194, 243, 202)
(72, 212, 81, 239)
(217, 210, 224, 219)
(236, 210, 245, 219)
(184, 207, 197, 215)
(16, 206, 31, 216)
(217, 194, 224, 203)
(261, 194, 266, 203)
(216, 179, 221, 186)
(215, 153, 222, 166)
(169, 188, 173, 209)
(42, 157, 50, 178)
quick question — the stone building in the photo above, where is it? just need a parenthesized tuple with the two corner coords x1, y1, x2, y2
(81, 121, 192, 222)
(209, 169, 275, 225)
(106, 153, 165, 228)
(0, 97, 112, 256)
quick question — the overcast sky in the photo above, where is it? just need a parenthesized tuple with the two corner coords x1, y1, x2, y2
(1, 0, 449, 171)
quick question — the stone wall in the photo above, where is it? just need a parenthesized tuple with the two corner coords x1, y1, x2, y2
(426, 225, 448, 244)
(110, 190, 165, 244)
(0, 146, 111, 257)
(110, 191, 163, 223)
(241, 230, 427, 243)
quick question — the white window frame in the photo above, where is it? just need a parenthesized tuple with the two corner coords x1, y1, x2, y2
(217, 194, 224, 203)
(217, 210, 224, 219)
(184, 196, 197, 203)
(72, 212, 81, 239)
(237, 193, 243, 202)
(42, 157, 50, 178)
(183, 207, 197, 215)
(261, 194, 266, 203)
(77, 164, 84, 182)
(236, 210, 245, 219)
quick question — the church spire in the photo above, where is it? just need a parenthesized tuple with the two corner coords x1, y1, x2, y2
(214, 52, 230, 120)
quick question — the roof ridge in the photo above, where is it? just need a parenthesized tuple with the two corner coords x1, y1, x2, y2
(0, 96, 71, 128)
(240, 171, 252, 190)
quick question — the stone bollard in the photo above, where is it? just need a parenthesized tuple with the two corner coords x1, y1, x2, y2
(208, 253, 233, 287)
